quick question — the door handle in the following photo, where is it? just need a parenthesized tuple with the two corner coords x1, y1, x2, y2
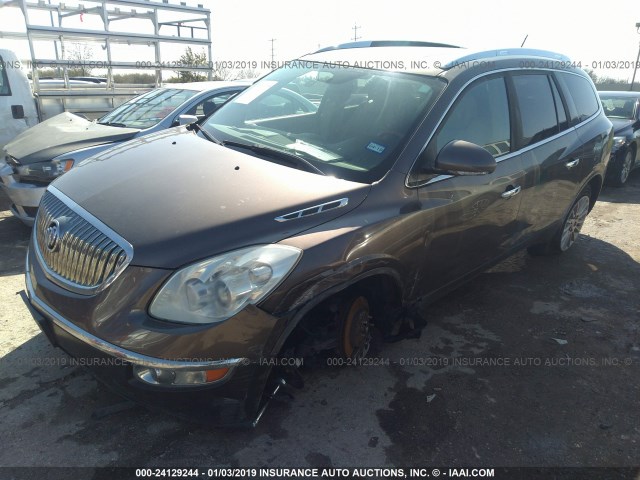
(565, 159, 580, 169)
(501, 185, 521, 199)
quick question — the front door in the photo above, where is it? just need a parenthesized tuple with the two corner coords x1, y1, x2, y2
(409, 74, 527, 297)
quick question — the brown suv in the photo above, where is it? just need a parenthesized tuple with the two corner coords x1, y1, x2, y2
(22, 43, 613, 426)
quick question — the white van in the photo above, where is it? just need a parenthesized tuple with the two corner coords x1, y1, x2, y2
(0, 48, 148, 154)
(0, 49, 39, 154)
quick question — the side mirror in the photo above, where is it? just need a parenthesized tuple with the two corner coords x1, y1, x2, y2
(176, 114, 198, 126)
(435, 140, 496, 175)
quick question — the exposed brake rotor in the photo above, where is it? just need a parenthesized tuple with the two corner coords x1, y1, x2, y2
(337, 295, 372, 359)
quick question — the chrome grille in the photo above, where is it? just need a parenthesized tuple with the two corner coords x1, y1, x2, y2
(34, 187, 133, 294)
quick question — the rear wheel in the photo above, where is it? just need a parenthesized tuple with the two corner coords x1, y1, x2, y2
(528, 186, 591, 256)
(610, 149, 634, 187)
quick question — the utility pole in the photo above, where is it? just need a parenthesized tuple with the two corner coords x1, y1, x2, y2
(352, 23, 361, 42)
(631, 23, 640, 91)
(269, 38, 277, 64)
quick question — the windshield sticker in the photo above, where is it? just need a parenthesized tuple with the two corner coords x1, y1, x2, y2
(286, 140, 341, 161)
(366, 142, 386, 154)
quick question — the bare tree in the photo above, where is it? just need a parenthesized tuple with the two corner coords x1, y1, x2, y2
(211, 65, 235, 81)
(67, 43, 95, 77)
(174, 47, 208, 82)
(235, 67, 260, 80)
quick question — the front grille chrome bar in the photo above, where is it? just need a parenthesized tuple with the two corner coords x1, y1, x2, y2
(33, 186, 133, 295)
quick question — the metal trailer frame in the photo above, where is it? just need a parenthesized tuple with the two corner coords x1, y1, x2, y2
(0, 0, 213, 120)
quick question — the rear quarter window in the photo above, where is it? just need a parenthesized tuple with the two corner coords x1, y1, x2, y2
(556, 72, 600, 123)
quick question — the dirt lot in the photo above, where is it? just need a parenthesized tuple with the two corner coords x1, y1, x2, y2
(1, 173, 639, 477)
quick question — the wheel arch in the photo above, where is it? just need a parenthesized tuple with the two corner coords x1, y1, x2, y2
(268, 267, 404, 356)
(586, 174, 603, 210)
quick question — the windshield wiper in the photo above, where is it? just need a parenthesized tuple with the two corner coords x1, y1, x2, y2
(189, 122, 224, 145)
(98, 121, 128, 128)
(192, 125, 325, 175)
(220, 140, 325, 176)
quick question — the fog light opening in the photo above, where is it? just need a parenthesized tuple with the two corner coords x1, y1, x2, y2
(153, 368, 176, 384)
(133, 365, 230, 386)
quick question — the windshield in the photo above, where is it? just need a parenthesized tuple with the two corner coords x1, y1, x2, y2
(201, 65, 445, 183)
(600, 95, 638, 120)
(99, 88, 197, 129)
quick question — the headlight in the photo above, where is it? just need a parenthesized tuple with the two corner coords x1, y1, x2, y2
(16, 158, 74, 180)
(612, 136, 626, 150)
(149, 245, 302, 324)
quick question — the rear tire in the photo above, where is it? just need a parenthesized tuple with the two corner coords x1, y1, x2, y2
(609, 149, 634, 187)
(527, 186, 592, 256)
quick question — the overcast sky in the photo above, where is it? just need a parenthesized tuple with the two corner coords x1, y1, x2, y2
(1, 0, 639, 80)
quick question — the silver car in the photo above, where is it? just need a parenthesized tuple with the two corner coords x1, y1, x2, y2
(0, 81, 255, 225)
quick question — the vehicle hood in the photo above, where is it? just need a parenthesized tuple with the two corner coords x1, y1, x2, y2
(52, 128, 371, 269)
(4, 112, 140, 164)
(609, 118, 633, 136)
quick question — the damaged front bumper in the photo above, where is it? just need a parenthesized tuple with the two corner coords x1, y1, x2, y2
(0, 160, 44, 226)
(22, 249, 288, 426)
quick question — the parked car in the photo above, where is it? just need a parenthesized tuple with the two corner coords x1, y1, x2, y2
(0, 80, 251, 225)
(598, 91, 640, 186)
(0, 48, 149, 155)
(22, 43, 612, 426)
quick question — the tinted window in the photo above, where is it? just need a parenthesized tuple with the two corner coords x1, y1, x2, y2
(434, 76, 510, 157)
(0, 56, 10, 96)
(185, 92, 237, 118)
(558, 73, 599, 122)
(512, 74, 558, 148)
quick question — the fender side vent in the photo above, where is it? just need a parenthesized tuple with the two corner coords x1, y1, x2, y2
(275, 198, 349, 222)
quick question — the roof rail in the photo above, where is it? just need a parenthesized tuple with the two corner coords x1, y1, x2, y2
(443, 48, 572, 69)
(315, 40, 462, 53)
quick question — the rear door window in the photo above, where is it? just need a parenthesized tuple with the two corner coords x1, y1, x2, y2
(511, 74, 559, 148)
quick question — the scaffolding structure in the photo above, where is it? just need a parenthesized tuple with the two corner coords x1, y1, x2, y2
(0, 0, 213, 118)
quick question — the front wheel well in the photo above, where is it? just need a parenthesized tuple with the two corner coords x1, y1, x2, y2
(278, 273, 404, 357)
(350, 274, 403, 331)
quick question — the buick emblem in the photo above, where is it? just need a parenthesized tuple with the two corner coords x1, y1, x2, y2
(45, 219, 61, 252)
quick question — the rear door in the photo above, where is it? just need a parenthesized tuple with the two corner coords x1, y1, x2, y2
(513, 71, 601, 242)
(556, 72, 610, 180)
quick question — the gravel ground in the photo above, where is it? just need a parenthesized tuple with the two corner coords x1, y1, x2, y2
(0, 173, 639, 477)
